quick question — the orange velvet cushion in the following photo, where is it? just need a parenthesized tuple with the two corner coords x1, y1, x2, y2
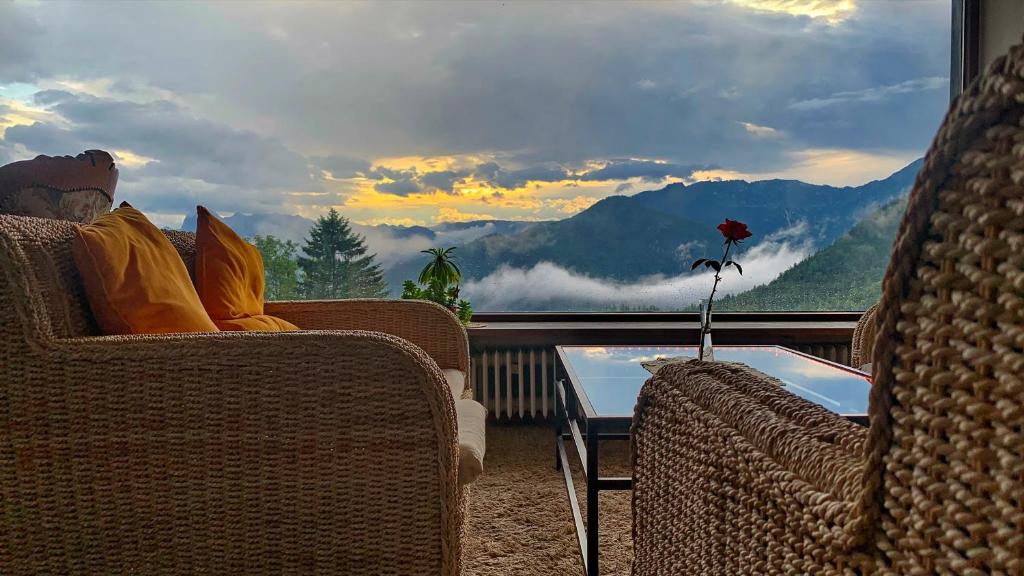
(194, 206, 299, 332)
(72, 203, 219, 335)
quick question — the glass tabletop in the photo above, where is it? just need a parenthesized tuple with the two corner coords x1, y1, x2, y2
(558, 345, 871, 419)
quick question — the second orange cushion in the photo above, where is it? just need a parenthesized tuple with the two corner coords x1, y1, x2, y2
(194, 206, 299, 332)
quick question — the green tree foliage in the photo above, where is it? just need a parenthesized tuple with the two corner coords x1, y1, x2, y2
(297, 209, 389, 299)
(419, 247, 462, 288)
(716, 197, 907, 311)
(401, 247, 473, 324)
(252, 235, 300, 300)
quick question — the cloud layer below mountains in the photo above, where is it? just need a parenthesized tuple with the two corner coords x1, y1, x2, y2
(463, 231, 815, 311)
(357, 223, 509, 269)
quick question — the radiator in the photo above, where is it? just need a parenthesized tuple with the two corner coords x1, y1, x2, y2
(472, 343, 851, 420)
(472, 348, 556, 421)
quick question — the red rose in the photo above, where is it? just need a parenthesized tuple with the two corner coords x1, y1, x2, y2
(717, 219, 752, 242)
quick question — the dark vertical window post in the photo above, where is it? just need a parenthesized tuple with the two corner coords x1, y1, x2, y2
(952, 0, 982, 99)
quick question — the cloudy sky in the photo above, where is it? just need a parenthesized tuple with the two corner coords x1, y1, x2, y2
(0, 0, 950, 228)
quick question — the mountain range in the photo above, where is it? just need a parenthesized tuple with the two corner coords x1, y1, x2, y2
(180, 158, 922, 310)
(439, 158, 920, 286)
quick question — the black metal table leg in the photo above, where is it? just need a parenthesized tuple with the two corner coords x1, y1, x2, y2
(586, 423, 600, 576)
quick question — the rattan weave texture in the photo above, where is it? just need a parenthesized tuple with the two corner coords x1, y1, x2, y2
(632, 39, 1024, 575)
(851, 301, 880, 369)
(0, 215, 469, 575)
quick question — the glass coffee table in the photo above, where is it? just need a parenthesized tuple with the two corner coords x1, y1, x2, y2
(553, 345, 872, 576)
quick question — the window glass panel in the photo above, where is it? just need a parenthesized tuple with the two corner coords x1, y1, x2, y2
(0, 1, 950, 312)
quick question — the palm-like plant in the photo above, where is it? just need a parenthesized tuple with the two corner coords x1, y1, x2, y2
(418, 247, 462, 288)
(403, 247, 474, 325)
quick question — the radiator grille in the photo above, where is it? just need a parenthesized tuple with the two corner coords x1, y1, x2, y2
(472, 348, 555, 420)
(472, 343, 851, 420)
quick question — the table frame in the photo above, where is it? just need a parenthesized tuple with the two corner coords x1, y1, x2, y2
(553, 344, 869, 576)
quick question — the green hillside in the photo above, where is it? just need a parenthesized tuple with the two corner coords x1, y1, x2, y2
(718, 197, 907, 311)
(455, 195, 723, 281)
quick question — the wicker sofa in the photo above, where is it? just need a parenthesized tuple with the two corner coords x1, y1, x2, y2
(0, 215, 476, 575)
(631, 41, 1024, 574)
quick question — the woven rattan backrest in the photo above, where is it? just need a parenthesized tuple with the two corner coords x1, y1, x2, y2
(855, 41, 1024, 571)
(164, 229, 198, 279)
(0, 214, 99, 343)
(0, 215, 201, 345)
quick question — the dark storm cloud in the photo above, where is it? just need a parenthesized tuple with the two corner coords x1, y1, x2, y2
(3, 90, 316, 214)
(789, 77, 948, 111)
(7, 90, 311, 189)
(365, 162, 571, 196)
(312, 155, 371, 179)
(419, 169, 469, 192)
(4, 121, 81, 153)
(0, 4, 43, 82)
(364, 166, 423, 195)
(0, 1, 950, 216)
(579, 159, 707, 183)
(366, 166, 473, 195)
(473, 162, 572, 189)
(0, 1, 949, 174)
(375, 179, 422, 196)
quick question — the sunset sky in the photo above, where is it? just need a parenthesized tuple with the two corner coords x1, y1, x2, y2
(0, 0, 950, 229)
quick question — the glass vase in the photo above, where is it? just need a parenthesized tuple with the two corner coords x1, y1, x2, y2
(698, 299, 714, 361)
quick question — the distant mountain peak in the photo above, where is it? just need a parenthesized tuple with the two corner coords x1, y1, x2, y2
(180, 210, 315, 243)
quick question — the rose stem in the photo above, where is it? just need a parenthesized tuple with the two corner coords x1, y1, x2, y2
(698, 239, 732, 360)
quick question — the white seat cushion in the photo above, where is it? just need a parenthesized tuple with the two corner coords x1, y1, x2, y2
(442, 368, 466, 399)
(456, 398, 487, 485)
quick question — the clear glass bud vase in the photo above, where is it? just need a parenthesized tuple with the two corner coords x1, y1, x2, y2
(698, 299, 714, 361)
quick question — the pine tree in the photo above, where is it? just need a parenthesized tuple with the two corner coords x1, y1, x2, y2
(297, 209, 389, 299)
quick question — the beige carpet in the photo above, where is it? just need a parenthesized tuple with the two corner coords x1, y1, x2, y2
(464, 423, 633, 576)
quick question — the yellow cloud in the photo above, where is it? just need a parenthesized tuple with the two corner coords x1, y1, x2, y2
(314, 148, 911, 227)
(730, 0, 856, 24)
(0, 97, 57, 133)
(690, 148, 917, 187)
(358, 216, 421, 226)
(372, 155, 457, 173)
(688, 168, 750, 182)
(434, 206, 496, 223)
(546, 195, 600, 214)
(111, 149, 158, 168)
(370, 153, 493, 174)
(484, 193, 542, 210)
(37, 77, 185, 105)
(768, 148, 917, 186)
(327, 153, 636, 225)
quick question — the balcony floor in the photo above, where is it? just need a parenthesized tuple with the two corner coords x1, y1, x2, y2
(465, 423, 633, 576)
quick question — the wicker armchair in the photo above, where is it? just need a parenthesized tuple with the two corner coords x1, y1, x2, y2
(0, 216, 471, 575)
(850, 301, 879, 370)
(631, 41, 1024, 575)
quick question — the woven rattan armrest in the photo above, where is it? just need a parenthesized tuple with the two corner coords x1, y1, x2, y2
(265, 299, 470, 376)
(850, 302, 879, 369)
(631, 360, 870, 574)
(6, 329, 463, 575)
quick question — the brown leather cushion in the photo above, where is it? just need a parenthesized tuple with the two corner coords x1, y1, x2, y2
(0, 151, 118, 223)
(0, 186, 112, 223)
